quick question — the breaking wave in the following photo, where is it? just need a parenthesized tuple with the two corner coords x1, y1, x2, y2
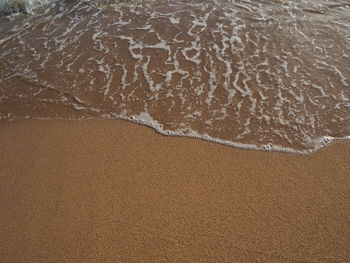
(0, 0, 56, 15)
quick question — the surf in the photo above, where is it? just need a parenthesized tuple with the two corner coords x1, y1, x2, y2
(0, 0, 350, 153)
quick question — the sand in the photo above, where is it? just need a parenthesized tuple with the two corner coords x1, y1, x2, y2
(0, 119, 349, 263)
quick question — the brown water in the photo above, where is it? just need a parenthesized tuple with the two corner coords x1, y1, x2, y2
(0, 0, 350, 153)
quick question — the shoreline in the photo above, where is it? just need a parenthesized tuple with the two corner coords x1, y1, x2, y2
(0, 118, 342, 154)
(1, 119, 350, 262)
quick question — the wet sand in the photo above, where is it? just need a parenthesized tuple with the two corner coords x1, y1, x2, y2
(0, 119, 349, 262)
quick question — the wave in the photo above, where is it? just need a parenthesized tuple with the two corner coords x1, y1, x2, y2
(0, 0, 350, 154)
(0, 0, 55, 15)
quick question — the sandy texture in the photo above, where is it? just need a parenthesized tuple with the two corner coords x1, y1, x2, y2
(0, 120, 349, 263)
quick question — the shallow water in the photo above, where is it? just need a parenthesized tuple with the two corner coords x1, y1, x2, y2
(0, 0, 350, 153)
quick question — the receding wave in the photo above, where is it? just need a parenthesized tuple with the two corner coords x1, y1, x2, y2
(0, 0, 350, 153)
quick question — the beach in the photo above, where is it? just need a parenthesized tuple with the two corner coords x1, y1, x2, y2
(1, 0, 350, 261)
(1, 119, 349, 262)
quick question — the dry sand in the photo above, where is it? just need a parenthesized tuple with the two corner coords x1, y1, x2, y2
(0, 120, 349, 263)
